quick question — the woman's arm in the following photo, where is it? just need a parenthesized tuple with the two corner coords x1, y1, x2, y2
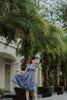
(16, 67, 27, 73)
(35, 68, 38, 85)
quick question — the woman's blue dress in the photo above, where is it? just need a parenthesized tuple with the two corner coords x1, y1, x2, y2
(12, 63, 38, 92)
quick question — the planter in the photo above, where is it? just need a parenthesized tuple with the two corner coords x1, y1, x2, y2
(14, 87, 25, 95)
(29, 95, 33, 100)
(42, 92, 52, 98)
(13, 95, 26, 100)
(13, 87, 33, 100)
(5, 95, 33, 100)
(65, 87, 67, 93)
(54, 86, 64, 95)
(37, 86, 54, 98)
(13, 95, 33, 100)
(37, 87, 43, 94)
(57, 91, 63, 95)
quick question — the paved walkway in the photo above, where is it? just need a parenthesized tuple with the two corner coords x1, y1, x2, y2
(0, 94, 67, 100)
(38, 94, 67, 100)
(1, 93, 67, 100)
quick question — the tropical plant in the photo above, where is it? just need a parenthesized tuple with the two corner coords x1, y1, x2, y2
(0, 0, 48, 64)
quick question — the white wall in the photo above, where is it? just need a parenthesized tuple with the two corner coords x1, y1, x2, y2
(0, 58, 5, 89)
(0, 42, 16, 60)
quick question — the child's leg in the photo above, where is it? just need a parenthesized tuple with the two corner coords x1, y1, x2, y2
(26, 90, 29, 100)
(33, 92, 37, 100)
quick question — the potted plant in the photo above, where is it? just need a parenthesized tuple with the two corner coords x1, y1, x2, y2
(14, 87, 33, 100)
(0, 89, 5, 99)
(37, 86, 54, 98)
(65, 86, 67, 93)
(42, 86, 54, 98)
(54, 86, 65, 95)
(37, 87, 43, 94)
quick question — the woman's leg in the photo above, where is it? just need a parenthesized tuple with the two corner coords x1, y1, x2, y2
(26, 90, 29, 100)
(33, 92, 37, 100)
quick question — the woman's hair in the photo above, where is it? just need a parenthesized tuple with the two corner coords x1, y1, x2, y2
(30, 56, 37, 64)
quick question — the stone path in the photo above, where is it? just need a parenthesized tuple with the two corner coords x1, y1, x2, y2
(0, 93, 67, 100)
(38, 94, 67, 100)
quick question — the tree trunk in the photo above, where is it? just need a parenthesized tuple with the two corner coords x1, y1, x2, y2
(25, 56, 30, 65)
(64, 76, 67, 87)
(46, 69, 49, 86)
(55, 66, 60, 86)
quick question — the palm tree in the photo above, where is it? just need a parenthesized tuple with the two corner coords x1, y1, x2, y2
(0, 0, 48, 64)
(60, 55, 67, 87)
(48, 25, 65, 86)
(40, 24, 65, 86)
(60, 35, 67, 87)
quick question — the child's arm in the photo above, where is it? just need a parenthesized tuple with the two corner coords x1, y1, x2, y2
(16, 67, 27, 73)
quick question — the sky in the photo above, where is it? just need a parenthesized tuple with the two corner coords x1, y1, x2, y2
(39, 0, 67, 28)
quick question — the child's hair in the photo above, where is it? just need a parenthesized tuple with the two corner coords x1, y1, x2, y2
(30, 56, 37, 64)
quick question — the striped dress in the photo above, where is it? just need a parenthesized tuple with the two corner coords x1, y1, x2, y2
(12, 63, 38, 92)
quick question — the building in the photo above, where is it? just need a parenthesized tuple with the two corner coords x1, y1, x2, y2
(0, 37, 42, 93)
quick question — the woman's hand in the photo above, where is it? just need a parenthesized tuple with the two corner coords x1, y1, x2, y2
(16, 69, 27, 73)
(16, 70, 20, 72)
(35, 81, 37, 85)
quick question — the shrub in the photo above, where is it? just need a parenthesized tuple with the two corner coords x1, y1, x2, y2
(0, 89, 5, 98)
(37, 86, 54, 94)
(54, 86, 65, 92)
(49, 86, 54, 93)
(43, 86, 54, 93)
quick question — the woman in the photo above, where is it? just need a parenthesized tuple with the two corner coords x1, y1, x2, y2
(12, 56, 39, 100)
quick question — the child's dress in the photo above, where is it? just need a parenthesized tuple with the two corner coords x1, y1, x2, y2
(12, 63, 38, 92)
